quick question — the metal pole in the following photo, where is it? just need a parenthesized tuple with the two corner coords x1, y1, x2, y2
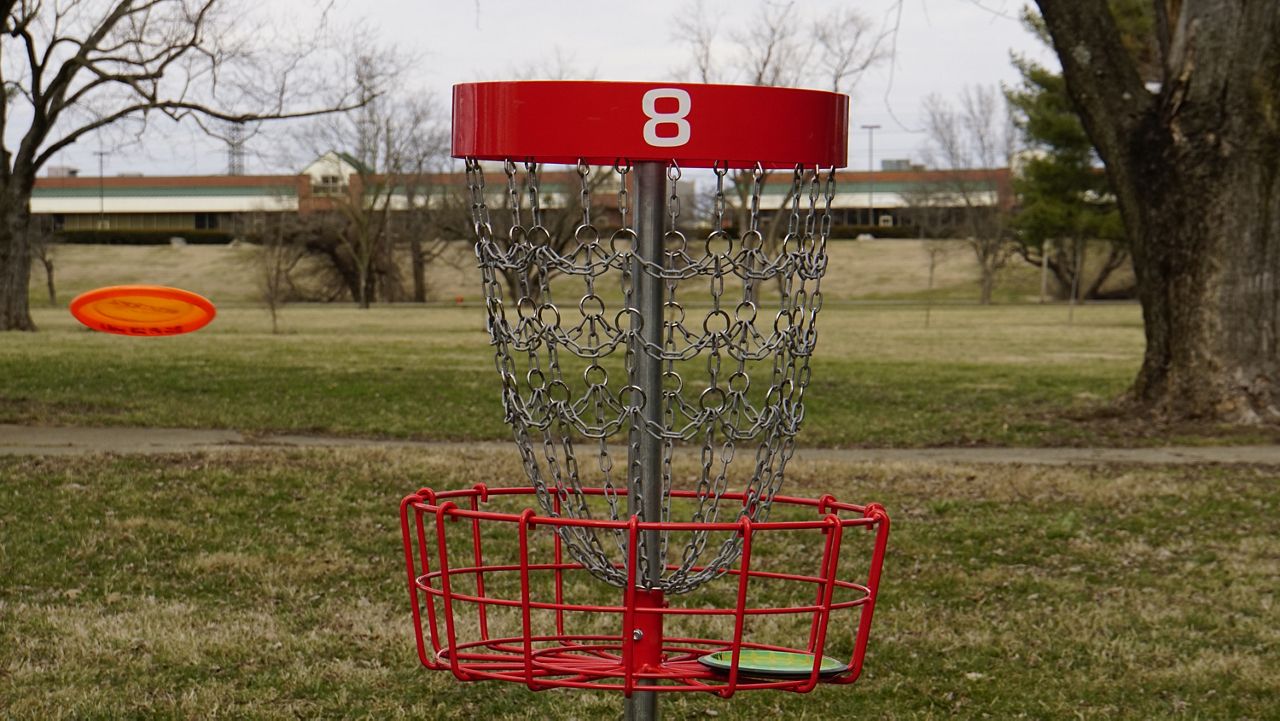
(625, 161, 666, 721)
(860, 124, 880, 227)
(95, 150, 107, 231)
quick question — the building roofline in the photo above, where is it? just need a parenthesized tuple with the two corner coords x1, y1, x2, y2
(35, 169, 612, 192)
(828, 167, 1010, 183)
(35, 174, 303, 190)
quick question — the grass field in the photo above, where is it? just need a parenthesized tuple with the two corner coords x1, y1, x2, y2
(0, 302, 1155, 447)
(5, 243, 1278, 719)
(4, 300, 1273, 447)
(17, 241, 1231, 448)
(10, 240, 1177, 449)
(28, 238, 1135, 307)
(2, 449, 1276, 719)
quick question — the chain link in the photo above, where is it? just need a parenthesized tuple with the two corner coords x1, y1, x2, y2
(711, 162, 727, 231)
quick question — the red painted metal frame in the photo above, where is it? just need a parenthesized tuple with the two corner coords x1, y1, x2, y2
(452, 81, 849, 169)
(399, 485, 889, 697)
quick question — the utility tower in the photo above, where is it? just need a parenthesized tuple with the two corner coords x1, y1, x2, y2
(227, 122, 246, 176)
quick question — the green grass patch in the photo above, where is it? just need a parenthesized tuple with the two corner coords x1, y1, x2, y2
(2, 303, 1273, 447)
(1, 450, 1276, 718)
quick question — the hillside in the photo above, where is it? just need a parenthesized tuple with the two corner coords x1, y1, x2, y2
(29, 239, 1133, 307)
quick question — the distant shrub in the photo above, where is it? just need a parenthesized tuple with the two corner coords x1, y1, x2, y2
(56, 229, 233, 245)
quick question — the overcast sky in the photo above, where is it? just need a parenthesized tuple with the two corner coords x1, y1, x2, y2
(52, 0, 1058, 178)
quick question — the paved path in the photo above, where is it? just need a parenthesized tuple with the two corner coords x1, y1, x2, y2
(3, 424, 1278, 465)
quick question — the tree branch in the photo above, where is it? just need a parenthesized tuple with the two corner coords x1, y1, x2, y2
(1033, 0, 1154, 162)
(33, 92, 365, 169)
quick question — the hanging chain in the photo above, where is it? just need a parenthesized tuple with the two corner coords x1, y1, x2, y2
(711, 161, 727, 231)
(525, 160, 543, 228)
(748, 162, 765, 233)
(465, 159, 492, 235)
(503, 160, 521, 231)
(467, 158, 832, 594)
(577, 160, 592, 227)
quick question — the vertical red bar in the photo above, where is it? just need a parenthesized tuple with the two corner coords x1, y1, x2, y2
(417, 502, 448, 660)
(516, 509, 539, 690)
(469, 485, 490, 641)
(620, 517, 640, 698)
(806, 517, 839, 649)
(838, 504, 891, 685)
(722, 517, 754, 698)
(414, 498, 443, 658)
(799, 516, 844, 693)
(433, 502, 470, 681)
(553, 493, 566, 639)
(399, 494, 437, 669)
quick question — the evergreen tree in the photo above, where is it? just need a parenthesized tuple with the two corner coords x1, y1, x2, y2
(1006, 14, 1129, 300)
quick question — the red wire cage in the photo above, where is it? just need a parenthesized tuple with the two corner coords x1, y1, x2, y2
(400, 485, 889, 697)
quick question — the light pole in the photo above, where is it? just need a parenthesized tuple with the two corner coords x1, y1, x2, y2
(860, 124, 880, 227)
(94, 150, 108, 231)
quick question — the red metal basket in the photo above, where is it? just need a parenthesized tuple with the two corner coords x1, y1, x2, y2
(399, 485, 889, 697)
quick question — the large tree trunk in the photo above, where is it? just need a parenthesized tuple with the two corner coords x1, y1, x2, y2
(0, 191, 37, 331)
(1126, 125, 1279, 421)
(1037, 0, 1280, 423)
(978, 263, 995, 305)
(41, 255, 56, 306)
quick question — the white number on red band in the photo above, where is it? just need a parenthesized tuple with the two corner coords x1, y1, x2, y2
(642, 88, 692, 148)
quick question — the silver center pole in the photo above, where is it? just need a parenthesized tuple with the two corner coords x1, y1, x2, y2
(625, 161, 666, 721)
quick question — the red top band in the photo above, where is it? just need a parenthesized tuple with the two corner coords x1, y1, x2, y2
(452, 81, 849, 169)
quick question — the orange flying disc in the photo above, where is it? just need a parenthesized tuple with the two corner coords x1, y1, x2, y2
(69, 285, 216, 336)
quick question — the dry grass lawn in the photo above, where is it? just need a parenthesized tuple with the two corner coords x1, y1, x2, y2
(31, 238, 1113, 307)
(1, 448, 1276, 719)
(1, 301, 1174, 447)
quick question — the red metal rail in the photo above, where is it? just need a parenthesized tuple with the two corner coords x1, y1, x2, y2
(400, 485, 889, 697)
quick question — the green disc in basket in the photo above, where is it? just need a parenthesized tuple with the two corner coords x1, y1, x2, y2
(698, 649, 849, 678)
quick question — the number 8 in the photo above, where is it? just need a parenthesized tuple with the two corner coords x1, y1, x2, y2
(642, 88, 691, 148)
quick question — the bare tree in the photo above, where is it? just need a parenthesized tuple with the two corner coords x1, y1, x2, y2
(922, 241, 944, 327)
(240, 207, 339, 315)
(28, 216, 57, 306)
(397, 99, 458, 304)
(899, 181, 962, 324)
(674, 0, 886, 90)
(458, 55, 622, 305)
(450, 163, 619, 305)
(1016, 236, 1130, 302)
(671, 0, 887, 292)
(921, 86, 1016, 305)
(294, 49, 455, 308)
(247, 213, 305, 334)
(0, 0, 372, 331)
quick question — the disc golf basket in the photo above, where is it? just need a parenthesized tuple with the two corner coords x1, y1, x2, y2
(400, 81, 890, 718)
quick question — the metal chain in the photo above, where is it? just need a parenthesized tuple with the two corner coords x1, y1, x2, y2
(711, 161, 727, 231)
(748, 162, 764, 233)
(468, 158, 832, 594)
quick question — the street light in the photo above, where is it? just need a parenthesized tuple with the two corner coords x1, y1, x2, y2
(860, 124, 880, 227)
(94, 150, 108, 231)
